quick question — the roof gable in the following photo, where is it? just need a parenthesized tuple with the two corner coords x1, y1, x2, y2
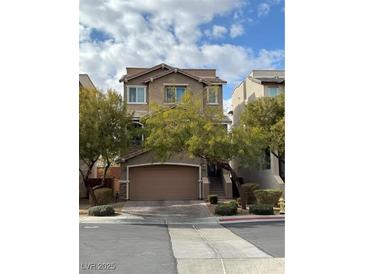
(119, 63, 173, 82)
(143, 68, 210, 85)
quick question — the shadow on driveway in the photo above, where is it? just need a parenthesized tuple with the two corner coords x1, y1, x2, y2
(122, 200, 212, 218)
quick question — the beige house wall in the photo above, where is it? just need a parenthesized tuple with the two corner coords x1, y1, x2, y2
(202, 177, 210, 199)
(232, 81, 245, 126)
(124, 70, 223, 117)
(123, 68, 169, 115)
(231, 156, 285, 197)
(120, 151, 207, 181)
(149, 72, 205, 109)
(231, 71, 285, 194)
(245, 78, 265, 103)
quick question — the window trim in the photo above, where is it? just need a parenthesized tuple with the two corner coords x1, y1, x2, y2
(207, 86, 219, 105)
(163, 85, 187, 104)
(127, 85, 147, 104)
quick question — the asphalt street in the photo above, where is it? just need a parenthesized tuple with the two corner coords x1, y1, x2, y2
(80, 223, 177, 274)
(223, 221, 285, 257)
(80, 221, 284, 274)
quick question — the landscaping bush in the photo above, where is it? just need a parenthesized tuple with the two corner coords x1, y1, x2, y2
(253, 189, 283, 206)
(249, 204, 274, 215)
(215, 202, 237, 216)
(88, 205, 115, 216)
(226, 200, 238, 208)
(89, 187, 113, 205)
(208, 195, 218, 204)
(241, 183, 259, 204)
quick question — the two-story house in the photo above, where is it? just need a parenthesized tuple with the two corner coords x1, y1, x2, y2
(117, 63, 232, 201)
(231, 70, 285, 196)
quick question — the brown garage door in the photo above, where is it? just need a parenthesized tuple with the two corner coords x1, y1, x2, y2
(129, 165, 199, 200)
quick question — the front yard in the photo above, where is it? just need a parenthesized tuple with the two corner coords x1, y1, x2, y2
(205, 195, 283, 216)
(79, 198, 125, 215)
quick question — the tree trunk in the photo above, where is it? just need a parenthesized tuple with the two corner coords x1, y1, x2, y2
(220, 162, 247, 209)
(79, 159, 98, 204)
(89, 161, 111, 205)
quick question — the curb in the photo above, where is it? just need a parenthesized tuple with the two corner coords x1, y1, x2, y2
(80, 215, 285, 225)
(219, 215, 285, 224)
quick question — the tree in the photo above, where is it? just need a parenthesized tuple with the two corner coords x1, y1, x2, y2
(79, 88, 132, 205)
(235, 93, 285, 162)
(142, 92, 246, 207)
(97, 90, 131, 188)
(79, 87, 102, 196)
(142, 92, 285, 209)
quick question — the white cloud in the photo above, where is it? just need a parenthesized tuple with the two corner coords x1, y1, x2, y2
(230, 24, 245, 38)
(210, 25, 228, 39)
(257, 1, 283, 17)
(79, 0, 284, 93)
(258, 3, 270, 17)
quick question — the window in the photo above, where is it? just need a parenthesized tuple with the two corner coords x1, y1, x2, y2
(127, 86, 146, 104)
(207, 86, 219, 104)
(164, 86, 186, 103)
(266, 86, 279, 97)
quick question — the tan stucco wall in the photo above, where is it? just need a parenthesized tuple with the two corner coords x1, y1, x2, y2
(232, 81, 245, 109)
(232, 81, 245, 126)
(124, 70, 223, 117)
(202, 177, 209, 199)
(120, 151, 207, 181)
(149, 72, 205, 109)
(231, 153, 285, 196)
(245, 78, 265, 102)
(232, 79, 285, 126)
(123, 68, 168, 114)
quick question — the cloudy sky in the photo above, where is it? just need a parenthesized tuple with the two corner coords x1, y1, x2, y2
(79, 0, 284, 112)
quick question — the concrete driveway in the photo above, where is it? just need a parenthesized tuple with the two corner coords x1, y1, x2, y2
(122, 200, 212, 219)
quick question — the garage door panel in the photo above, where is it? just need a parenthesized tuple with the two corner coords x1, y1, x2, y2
(130, 165, 199, 200)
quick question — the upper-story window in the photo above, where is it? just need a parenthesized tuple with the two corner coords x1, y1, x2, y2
(207, 86, 219, 104)
(266, 86, 280, 97)
(164, 86, 186, 103)
(127, 86, 146, 104)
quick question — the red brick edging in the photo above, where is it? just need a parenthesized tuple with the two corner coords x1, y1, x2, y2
(219, 215, 285, 222)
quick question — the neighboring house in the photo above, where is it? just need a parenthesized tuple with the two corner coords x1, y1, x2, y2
(79, 73, 97, 91)
(79, 74, 98, 198)
(231, 70, 285, 196)
(117, 63, 232, 201)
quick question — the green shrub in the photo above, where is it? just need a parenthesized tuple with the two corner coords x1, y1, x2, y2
(89, 187, 113, 205)
(88, 205, 115, 216)
(226, 200, 238, 208)
(208, 195, 218, 204)
(215, 202, 237, 216)
(241, 183, 259, 204)
(253, 189, 283, 206)
(249, 204, 274, 215)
